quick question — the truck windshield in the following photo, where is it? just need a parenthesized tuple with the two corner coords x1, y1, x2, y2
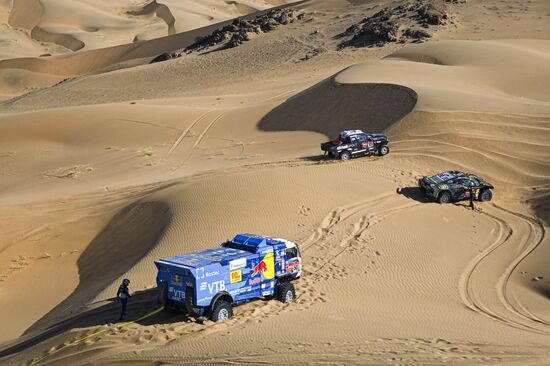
(221, 241, 257, 254)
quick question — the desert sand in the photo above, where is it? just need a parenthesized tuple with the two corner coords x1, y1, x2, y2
(0, 0, 549, 365)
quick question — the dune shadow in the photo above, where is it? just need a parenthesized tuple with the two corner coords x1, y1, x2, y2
(258, 77, 418, 138)
(533, 284, 550, 300)
(0, 288, 192, 359)
(532, 198, 550, 227)
(23, 199, 172, 337)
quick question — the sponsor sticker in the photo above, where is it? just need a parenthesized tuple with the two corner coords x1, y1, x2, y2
(229, 257, 247, 270)
(170, 274, 183, 286)
(230, 270, 242, 284)
(197, 296, 212, 303)
(287, 260, 301, 273)
(248, 277, 261, 285)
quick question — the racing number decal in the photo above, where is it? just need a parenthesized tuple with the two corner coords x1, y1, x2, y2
(230, 270, 242, 284)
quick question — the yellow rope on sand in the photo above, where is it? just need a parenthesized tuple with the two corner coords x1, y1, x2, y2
(28, 306, 164, 366)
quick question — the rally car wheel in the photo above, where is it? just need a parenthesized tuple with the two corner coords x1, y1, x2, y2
(277, 282, 296, 303)
(211, 300, 233, 322)
(378, 145, 390, 156)
(340, 151, 351, 161)
(437, 191, 451, 204)
(479, 189, 493, 202)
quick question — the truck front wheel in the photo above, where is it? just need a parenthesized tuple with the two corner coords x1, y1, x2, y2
(211, 300, 233, 322)
(378, 144, 390, 156)
(277, 282, 296, 303)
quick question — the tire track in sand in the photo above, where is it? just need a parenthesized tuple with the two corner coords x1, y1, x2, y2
(459, 204, 550, 335)
(24, 190, 421, 361)
(168, 110, 214, 154)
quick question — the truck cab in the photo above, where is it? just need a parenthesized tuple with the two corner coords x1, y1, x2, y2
(155, 234, 301, 321)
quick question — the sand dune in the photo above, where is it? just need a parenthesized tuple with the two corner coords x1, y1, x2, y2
(0, 1, 301, 98)
(1, 0, 550, 365)
(0, 0, 297, 61)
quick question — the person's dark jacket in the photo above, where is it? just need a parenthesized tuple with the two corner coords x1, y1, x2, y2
(117, 285, 131, 300)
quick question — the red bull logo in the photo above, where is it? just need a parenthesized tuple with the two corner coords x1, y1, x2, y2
(252, 261, 268, 276)
(171, 274, 183, 286)
(251, 253, 275, 279)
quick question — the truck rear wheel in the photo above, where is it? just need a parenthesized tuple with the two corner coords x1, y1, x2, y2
(340, 151, 351, 161)
(378, 144, 390, 156)
(158, 281, 168, 307)
(277, 282, 296, 303)
(185, 287, 199, 316)
(211, 300, 233, 322)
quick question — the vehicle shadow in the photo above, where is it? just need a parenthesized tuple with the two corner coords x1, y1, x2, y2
(397, 187, 478, 210)
(396, 186, 434, 203)
(299, 155, 332, 162)
(0, 288, 192, 359)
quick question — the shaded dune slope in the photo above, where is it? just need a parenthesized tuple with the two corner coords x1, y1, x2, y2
(25, 199, 171, 335)
(259, 79, 418, 138)
(0, 1, 302, 77)
(127, 0, 176, 36)
(8, 0, 84, 51)
(260, 40, 550, 223)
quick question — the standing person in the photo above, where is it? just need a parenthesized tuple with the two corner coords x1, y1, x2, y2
(468, 183, 475, 210)
(117, 278, 131, 321)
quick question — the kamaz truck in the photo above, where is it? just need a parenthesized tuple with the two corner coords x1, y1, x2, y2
(155, 234, 302, 321)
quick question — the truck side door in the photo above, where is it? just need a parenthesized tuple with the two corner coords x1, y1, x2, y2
(241, 254, 262, 299)
(259, 251, 276, 296)
(285, 246, 301, 277)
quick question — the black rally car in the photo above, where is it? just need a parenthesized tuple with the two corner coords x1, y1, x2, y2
(419, 171, 494, 204)
(321, 130, 389, 160)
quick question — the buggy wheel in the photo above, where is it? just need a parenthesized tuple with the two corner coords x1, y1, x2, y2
(479, 189, 493, 202)
(437, 191, 451, 204)
(276, 281, 296, 303)
(378, 144, 390, 156)
(211, 300, 233, 322)
(340, 151, 351, 161)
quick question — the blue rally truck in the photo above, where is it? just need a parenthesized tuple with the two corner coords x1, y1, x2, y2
(155, 234, 302, 321)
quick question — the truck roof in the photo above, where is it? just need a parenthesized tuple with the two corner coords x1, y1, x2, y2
(158, 247, 247, 269)
(156, 234, 292, 269)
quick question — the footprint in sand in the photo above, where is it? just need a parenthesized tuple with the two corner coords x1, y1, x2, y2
(300, 205, 311, 216)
